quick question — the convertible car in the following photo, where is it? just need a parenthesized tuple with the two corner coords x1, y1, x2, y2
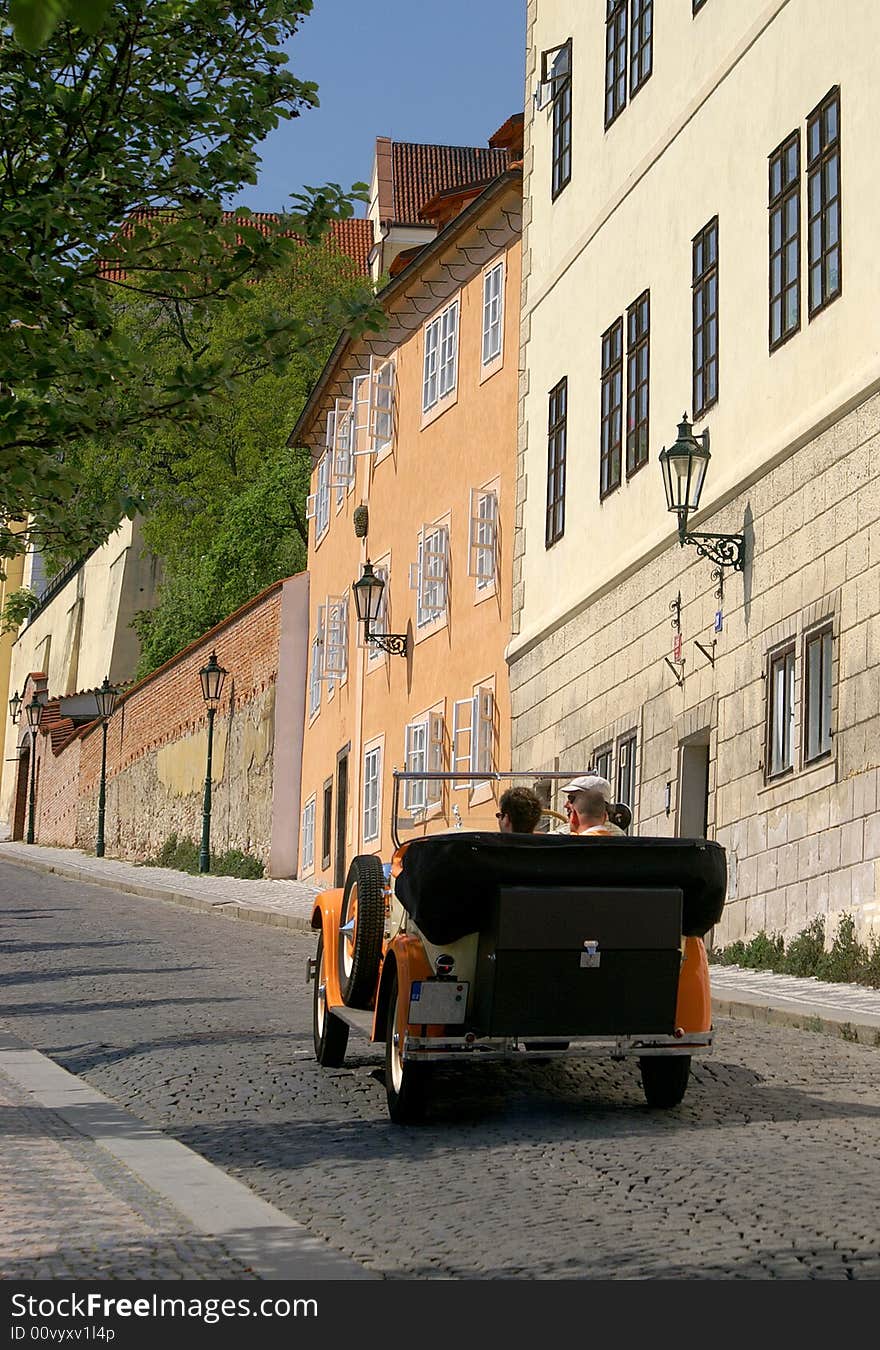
(308, 771, 726, 1124)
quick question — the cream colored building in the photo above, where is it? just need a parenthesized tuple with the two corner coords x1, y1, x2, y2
(1, 517, 160, 827)
(513, 0, 880, 943)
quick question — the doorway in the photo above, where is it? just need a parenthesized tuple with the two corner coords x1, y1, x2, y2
(12, 747, 28, 841)
(678, 735, 710, 839)
(334, 746, 349, 887)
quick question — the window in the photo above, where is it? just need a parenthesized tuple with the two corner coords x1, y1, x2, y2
(366, 560, 389, 664)
(600, 319, 623, 497)
(605, 1, 627, 128)
(321, 778, 333, 871)
(308, 607, 324, 718)
(332, 397, 354, 505)
(616, 734, 637, 814)
(545, 377, 567, 547)
(423, 300, 459, 413)
(301, 797, 316, 875)
(404, 712, 444, 813)
(369, 356, 395, 451)
(469, 487, 498, 590)
(593, 746, 612, 783)
(411, 523, 449, 628)
(314, 453, 331, 542)
(363, 744, 382, 843)
(692, 218, 718, 416)
(804, 625, 833, 764)
(626, 290, 650, 476)
(546, 40, 572, 198)
(322, 595, 348, 681)
(452, 686, 495, 787)
(807, 87, 841, 318)
(769, 131, 800, 350)
(482, 261, 505, 366)
(629, 1, 653, 97)
(766, 644, 795, 778)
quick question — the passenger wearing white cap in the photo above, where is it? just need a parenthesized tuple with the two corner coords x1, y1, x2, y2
(558, 774, 626, 836)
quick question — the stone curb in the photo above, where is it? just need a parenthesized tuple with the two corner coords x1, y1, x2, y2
(1, 850, 317, 935)
(711, 993, 880, 1048)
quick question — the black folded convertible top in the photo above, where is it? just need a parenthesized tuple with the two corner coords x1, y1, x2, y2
(394, 832, 726, 944)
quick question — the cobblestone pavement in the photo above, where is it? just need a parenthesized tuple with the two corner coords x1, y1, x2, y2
(2, 859, 879, 1280)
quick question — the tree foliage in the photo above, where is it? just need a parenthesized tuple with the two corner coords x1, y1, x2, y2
(58, 242, 371, 674)
(0, 0, 379, 569)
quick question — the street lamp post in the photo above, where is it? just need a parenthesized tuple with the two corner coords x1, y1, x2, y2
(352, 561, 409, 657)
(198, 651, 228, 874)
(94, 676, 119, 858)
(658, 413, 746, 572)
(25, 693, 42, 845)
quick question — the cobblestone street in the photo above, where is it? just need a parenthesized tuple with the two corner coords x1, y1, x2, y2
(2, 860, 880, 1280)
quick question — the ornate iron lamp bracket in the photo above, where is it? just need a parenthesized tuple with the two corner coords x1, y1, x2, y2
(366, 630, 408, 658)
(681, 530, 745, 572)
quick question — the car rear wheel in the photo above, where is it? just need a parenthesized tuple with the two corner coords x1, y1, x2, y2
(339, 855, 386, 1009)
(639, 1054, 691, 1108)
(313, 934, 349, 1067)
(385, 967, 430, 1125)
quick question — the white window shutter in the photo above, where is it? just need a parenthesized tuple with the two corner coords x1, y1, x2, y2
(305, 493, 318, 520)
(352, 372, 371, 451)
(325, 409, 336, 449)
(452, 698, 473, 789)
(469, 489, 498, 581)
(427, 711, 445, 807)
(322, 594, 348, 679)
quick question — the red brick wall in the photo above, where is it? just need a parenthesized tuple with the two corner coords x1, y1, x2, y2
(33, 582, 286, 859)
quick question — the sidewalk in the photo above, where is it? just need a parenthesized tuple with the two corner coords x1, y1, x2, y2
(3, 839, 880, 1046)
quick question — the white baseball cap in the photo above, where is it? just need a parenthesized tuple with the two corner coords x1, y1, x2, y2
(559, 774, 613, 801)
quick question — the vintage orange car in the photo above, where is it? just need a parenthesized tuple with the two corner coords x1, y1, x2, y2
(308, 771, 726, 1124)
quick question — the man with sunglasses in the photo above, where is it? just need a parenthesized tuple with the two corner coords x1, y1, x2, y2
(558, 774, 627, 836)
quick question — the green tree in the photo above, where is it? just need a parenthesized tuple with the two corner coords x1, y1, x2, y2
(0, 0, 377, 569)
(59, 242, 370, 674)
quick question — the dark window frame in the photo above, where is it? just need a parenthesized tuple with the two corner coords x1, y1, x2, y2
(629, 0, 653, 99)
(605, 0, 628, 129)
(593, 745, 613, 784)
(547, 38, 573, 200)
(626, 290, 650, 478)
(692, 217, 718, 418)
(600, 317, 624, 499)
(321, 776, 333, 871)
(768, 130, 801, 352)
(616, 732, 637, 818)
(806, 86, 842, 319)
(803, 621, 834, 766)
(545, 376, 567, 548)
(765, 642, 796, 782)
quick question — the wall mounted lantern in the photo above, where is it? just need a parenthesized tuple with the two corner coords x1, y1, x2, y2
(8, 689, 22, 724)
(198, 651, 228, 874)
(353, 561, 408, 658)
(25, 692, 43, 845)
(94, 675, 119, 858)
(659, 413, 745, 572)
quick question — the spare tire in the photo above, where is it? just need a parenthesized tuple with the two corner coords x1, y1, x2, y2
(338, 854, 386, 1008)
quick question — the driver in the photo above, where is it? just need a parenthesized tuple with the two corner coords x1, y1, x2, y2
(558, 775, 626, 836)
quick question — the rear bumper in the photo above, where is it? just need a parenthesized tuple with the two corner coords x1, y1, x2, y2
(402, 1031, 713, 1062)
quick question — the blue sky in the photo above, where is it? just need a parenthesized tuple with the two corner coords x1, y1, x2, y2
(238, 0, 527, 214)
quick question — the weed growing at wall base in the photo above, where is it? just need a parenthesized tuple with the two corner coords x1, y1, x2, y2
(710, 914, 880, 988)
(141, 832, 264, 879)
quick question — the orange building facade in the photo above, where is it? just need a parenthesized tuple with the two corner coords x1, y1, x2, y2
(291, 164, 522, 886)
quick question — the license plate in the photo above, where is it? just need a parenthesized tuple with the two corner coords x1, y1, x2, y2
(409, 980, 469, 1024)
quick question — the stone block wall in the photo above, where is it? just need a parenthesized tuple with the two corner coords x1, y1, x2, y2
(35, 581, 288, 868)
(510, 389, 880, 945)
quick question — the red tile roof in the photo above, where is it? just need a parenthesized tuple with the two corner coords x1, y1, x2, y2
(100, 211, 373, 283)
(391, 142, 510, 226)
